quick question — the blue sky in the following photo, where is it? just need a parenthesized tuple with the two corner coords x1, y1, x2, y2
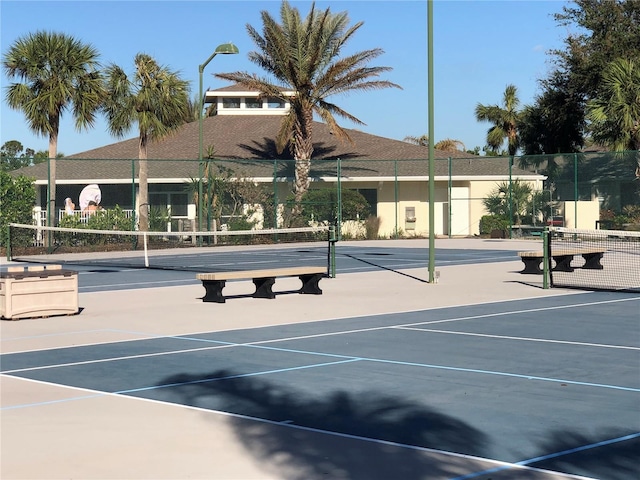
(1, 0, 571, 156)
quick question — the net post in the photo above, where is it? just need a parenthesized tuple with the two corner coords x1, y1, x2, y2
(542, 227, 550, 289)
(328, 225, 337, 278)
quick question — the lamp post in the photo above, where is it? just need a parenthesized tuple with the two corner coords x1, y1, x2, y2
(427, 0, 435, 283)
(198, 43, 239, 238)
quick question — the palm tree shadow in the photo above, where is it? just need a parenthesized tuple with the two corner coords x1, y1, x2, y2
(235, 138, 370, 177)
(529, 428, 640, 480)
(158, 369, 489, 479)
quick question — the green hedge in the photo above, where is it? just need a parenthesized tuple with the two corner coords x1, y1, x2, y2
(479, 215, 509, 236)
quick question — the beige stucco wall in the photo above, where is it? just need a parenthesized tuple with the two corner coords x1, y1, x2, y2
(375, 180, 447, 237)
(562, 200, 600, 229)
(345, 178, 539, 238)
(270, 177, 545, 238)
(467, 180, 501, 236)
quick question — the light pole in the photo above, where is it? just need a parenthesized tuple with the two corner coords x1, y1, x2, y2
(427, 0, 435, 283)
(198, 43, 239, 238)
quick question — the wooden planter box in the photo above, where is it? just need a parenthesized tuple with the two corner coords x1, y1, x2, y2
(0, 265, 79, 320)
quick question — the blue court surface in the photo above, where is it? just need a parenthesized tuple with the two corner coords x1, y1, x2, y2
(4, 243, 521, 293)
(2, 290, 638, 479)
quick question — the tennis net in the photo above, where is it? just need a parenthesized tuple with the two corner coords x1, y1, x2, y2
(549, 227, 640, 292)
(7, 223, 334, 274)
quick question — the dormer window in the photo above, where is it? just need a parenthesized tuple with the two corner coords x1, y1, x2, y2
(267, 97, 285, 109)
(245, 97, 262, 109)
(205, 85, 293, 116)
(222, 98, 240, 109)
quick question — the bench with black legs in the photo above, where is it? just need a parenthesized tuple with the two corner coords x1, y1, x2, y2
(196, 266, 327, 303)
(518, 249, 605, 275)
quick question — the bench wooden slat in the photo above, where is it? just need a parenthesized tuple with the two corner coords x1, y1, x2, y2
(196, 266, 327, 303)
(197, 266, 326, 282)
(518, 248, 604, 257)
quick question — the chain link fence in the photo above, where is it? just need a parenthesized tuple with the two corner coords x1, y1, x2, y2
(3, 150, 639, 244)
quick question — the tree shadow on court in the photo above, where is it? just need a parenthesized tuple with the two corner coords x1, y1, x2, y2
(529, 428, 639, 480)
(158, 369, 489, 479)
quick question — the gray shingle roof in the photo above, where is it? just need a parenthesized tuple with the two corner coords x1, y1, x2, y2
(12, 115, 536, 182)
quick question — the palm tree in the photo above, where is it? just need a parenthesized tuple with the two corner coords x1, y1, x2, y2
(587, 57, 640, 174)
(3, 31, 103, 226)
(215, 0, 400, 204)
(184, 94, 216, 123)
(435, 139, 465, 152)
(403, 135, 430, 147)
(475, 84, 522, 156)
(403, 135, 465, 152)
(483, 179, 533, 225)
(102, 53, 189, 231)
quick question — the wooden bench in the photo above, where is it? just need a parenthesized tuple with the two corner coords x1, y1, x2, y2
(196, 266, 327, 303)
(518, 249, 605, 275)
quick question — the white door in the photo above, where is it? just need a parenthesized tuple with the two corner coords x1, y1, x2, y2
(450, 186, 470, 236)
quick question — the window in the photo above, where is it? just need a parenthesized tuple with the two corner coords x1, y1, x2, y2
(267, 97, 285, 109)
(222, 98, 240, 109)
(357, 189, 377, 216)
(149, 190, 188, 216)
(245, 97, 262, 109)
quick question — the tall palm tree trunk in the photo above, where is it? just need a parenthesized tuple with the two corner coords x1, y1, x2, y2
(45, 128, 59, 248)
(48, 133, 57, 227)
(292, 110, 314, 204)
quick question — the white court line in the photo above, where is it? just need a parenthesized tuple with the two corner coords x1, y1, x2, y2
(0, 329, 113, 343)
(3, 291, 633, 351)
(0, 375, 598, 480)
(4, 296, 639, 392)
(394, 327, 640, 350)
(2, 342, 240, 374)
(209, 295, 640, 350)
(335, 257, 514, 272)
(79, 278, 197, 290)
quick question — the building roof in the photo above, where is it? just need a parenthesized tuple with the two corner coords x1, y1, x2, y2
(12, 115, 538, 183)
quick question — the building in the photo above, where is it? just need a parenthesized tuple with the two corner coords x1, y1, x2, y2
(11, 85, 545, 237)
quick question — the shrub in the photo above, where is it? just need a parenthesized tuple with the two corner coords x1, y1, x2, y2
(479, 215, 509, 236)
(149, 206, 170, 232)
(600, 206, 640, 230)
(0, 172, 36, 247)
(299, 189, 371, 224)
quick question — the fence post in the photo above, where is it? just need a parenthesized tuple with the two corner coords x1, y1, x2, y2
(394, 159, 398, 238)
(574, 152, 578, 228)
(131, 159, 137, 231)
(543, 227, 550, 289)
(273, 160, 278, 228)
(448, 156, 452, 238)
(337, 158, 342, 240)
(508, 156, 514, 239)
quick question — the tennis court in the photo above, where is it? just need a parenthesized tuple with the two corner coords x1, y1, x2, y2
(1, 237, 638, 479)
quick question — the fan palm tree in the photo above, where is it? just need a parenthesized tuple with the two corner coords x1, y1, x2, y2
(475, 84, 522, 156)
(2, 31, 104, 226)
(483, 179, 533, 225)
(215, 0, 401, 204)
(102, 53, 189, 231)
(587, 57, 640, 174)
